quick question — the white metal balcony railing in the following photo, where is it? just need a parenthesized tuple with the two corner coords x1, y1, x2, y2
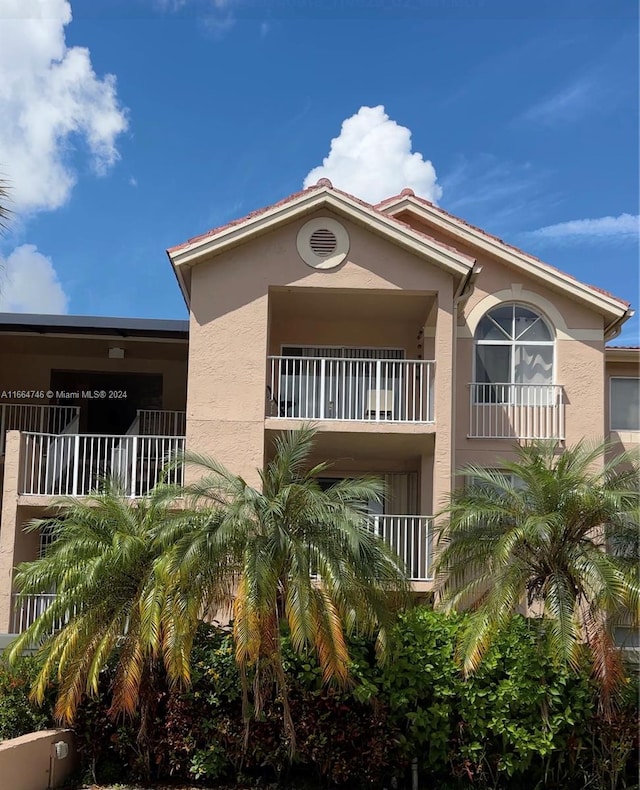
(267, 357, 435, 423)
(11, 594, 63, 634)
(136, 409, 187, 436)
(371, 515, 433, 581)
(10, 516, 432, 632)
(0, 404, 79, 456)
(469, 383, 565, 440)
(20, 433, 185, 498)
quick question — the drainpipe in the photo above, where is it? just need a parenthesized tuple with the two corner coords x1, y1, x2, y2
(604, 308, 634, 341)
(435, 264, 480, 603)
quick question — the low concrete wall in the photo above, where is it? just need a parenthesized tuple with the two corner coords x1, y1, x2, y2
(0, 729, 77, 790)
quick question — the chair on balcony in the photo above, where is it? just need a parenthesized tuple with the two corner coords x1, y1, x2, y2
(266, 386, 295, 417)
(365, 389, 394, 420)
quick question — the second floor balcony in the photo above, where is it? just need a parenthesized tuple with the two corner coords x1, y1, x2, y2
(20, 432, 185, 498)
(469, 383, 565, 440)
(0, 403, 79, 456)
(267, 356, 435, 424)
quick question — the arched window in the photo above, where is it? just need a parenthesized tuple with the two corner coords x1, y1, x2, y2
(474, 304, 554, 402)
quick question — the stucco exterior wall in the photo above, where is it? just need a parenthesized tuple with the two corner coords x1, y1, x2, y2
(187, 210, 454, 486)
(0, 432, 22, 630)
(269, 314, 421, 358)
(0, 729, 77, 790)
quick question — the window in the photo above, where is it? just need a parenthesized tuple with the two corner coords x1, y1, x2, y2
(610, 377, 640, 431)
(474, 304, 554, 403)
(277, 346, 405, 420)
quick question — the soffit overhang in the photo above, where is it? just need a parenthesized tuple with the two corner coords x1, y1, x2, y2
(167, 187, 475, 305)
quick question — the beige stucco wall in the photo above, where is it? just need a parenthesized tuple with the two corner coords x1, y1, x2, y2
(187, 210, 454, 488)
(391, 217, 609, 476)
(0, 202, 633, 607)
(0, 729, 77, 790)
(0, 432, 23, 631)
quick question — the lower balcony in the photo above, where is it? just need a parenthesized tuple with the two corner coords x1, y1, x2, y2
(267, 356, 435, 423)
(20, 433, 185, 498)
(469, 383, 565, 440)
(11, 594, 60, 634)
(371, 515, 433, 582)
(9, 516, 432, 632)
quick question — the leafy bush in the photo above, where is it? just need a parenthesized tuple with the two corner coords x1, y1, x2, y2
(0, 656, 53, 740)
(68, 611, 638, 789)
(383, 609, 637, 789)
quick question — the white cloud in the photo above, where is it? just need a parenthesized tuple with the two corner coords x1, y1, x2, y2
(0, 0, 128, 214)
(520, 78, 595, 125)
(303, 106, 442, 204)
(0, 244, 69, 313)
(529, 214, 640, 242)
(156, 0, 238, 37)
(129, 176, 138, 188)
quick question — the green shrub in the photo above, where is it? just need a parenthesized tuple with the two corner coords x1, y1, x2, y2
(382, 608, 637, 789)
(68, 611, 638, 789)
(0, 656, 53, 740)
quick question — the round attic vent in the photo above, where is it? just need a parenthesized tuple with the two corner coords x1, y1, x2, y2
(297, 218, 349, 269)
(309, 228, 338, 257)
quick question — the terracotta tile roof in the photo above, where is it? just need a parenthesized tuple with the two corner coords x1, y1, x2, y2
(167, 182, 630, 312)
(376, 191, 631, 309)
(167, 185, 317, 253)
(167, 181, 475, 264)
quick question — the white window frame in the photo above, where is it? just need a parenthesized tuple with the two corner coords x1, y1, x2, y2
(609, 376, 640, 432)
(473, 303, 555, 404)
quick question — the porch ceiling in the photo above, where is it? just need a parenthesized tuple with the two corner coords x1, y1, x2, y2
(269, 288, 435, 326)
(265, 425, 434, 463)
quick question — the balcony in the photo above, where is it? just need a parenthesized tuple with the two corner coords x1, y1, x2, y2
(9, 515, 432, 632)
(11, 594, 60, 634)
(469, 383, 565, 440)
(371, 515, 433, 581)
(0, 403, 79, 456)
(134, 409, 186, 436)
(267, 357, 435, 423)
(20, 433, 185, 498)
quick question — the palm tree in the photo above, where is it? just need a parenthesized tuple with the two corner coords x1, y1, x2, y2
(162, 426, 410, 751)
(8, 480, 194, 776)
(435, 440, 639, 714)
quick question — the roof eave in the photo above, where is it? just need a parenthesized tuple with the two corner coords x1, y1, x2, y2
(167, 188, 474, 279)
(380, 196, 630, 321)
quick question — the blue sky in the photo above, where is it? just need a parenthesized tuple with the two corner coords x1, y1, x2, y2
(0, 0, 638, 343)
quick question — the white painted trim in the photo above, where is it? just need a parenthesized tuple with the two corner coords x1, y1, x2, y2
(470, 303, 556, 388)
(381, 197, 629, 319)
(465, 290, 565, 336)
(459, 288, 604, 341)
(169, 188, 474, 278)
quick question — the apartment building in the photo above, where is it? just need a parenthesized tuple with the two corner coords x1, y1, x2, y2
(0, 180, 638, 637)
